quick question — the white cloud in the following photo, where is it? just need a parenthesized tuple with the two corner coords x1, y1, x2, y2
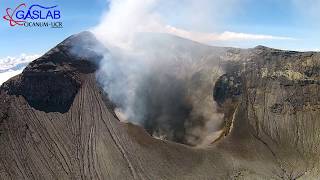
(0, 70, 23, 85)
(154, 25, 295, 43)
(93, 0, 295, 48)
(0, 54, 39, 72)
(0, 54, 39, 85)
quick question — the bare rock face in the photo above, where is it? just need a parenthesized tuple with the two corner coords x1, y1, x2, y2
(1, 31, 105, 113)
(242, 47, 320, 178)
(1, 33, 320, 179)
(214, 46, 320, 179)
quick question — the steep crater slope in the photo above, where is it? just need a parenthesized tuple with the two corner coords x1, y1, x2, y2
(242, 46, 320, 178)
(1, 32, 105, 113)
(214, 46, 320, 179)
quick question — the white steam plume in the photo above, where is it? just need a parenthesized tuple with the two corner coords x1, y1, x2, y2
(91, 0, 244, 146)
(93, 0, 160, 48)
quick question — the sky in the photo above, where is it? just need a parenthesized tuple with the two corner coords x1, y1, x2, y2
(0, 0, 108, 57)
(0, 0, 319, 58)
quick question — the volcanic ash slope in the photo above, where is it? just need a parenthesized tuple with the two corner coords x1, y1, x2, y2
(0, 32, 320, 179)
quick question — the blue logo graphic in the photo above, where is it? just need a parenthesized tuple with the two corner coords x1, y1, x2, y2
(3, 3, 63, 28)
